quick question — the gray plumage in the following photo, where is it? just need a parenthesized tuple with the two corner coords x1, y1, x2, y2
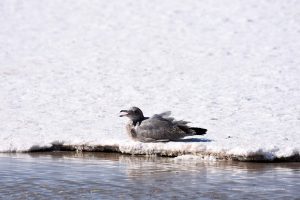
(120, 107, 207, 142)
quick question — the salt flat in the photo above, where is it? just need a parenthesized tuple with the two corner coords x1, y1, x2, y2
(0, 0, 299, 160)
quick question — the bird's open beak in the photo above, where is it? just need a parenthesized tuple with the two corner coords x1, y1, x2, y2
(119, 110, 128, 117)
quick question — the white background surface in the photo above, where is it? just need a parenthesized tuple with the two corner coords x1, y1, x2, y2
(0, 0, 299, 159)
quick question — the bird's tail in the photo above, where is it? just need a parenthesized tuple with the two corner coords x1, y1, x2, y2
(190, 127, 207, 135)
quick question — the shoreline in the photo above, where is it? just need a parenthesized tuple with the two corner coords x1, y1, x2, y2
(3, 143, 299, 162)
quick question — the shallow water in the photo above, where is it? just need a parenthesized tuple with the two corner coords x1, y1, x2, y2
(0, 152, 299, 200)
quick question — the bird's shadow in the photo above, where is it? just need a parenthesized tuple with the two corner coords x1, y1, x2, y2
(173, 138, 213, 143)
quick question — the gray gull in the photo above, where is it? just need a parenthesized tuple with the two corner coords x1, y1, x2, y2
(119, 107, 207, 142)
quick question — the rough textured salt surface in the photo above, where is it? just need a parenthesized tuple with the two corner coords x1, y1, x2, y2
(0, 0, 299, 161)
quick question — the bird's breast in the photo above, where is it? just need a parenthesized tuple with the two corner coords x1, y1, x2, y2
(126, 123, 137, 139)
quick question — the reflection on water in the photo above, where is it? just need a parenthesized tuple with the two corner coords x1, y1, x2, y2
(0, 152, 299, 199)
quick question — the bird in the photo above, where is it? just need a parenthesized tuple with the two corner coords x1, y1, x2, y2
(119, 107, 207, 142)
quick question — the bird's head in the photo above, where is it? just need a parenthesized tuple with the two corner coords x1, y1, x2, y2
(119, 107, 144, 122)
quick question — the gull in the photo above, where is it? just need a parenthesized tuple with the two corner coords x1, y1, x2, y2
(119, 107, 207, 142)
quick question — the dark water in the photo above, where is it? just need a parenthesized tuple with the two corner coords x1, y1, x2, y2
(0, 152, 299, 200)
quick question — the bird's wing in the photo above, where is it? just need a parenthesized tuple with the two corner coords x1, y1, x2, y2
(152, 111, 172, 118)
(151, 111, 175, 123)
(136, 118, 186, 140)
(152, 111, 190, 126)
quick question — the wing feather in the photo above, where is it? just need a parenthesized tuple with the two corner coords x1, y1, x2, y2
(136, 118, 186, 140)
